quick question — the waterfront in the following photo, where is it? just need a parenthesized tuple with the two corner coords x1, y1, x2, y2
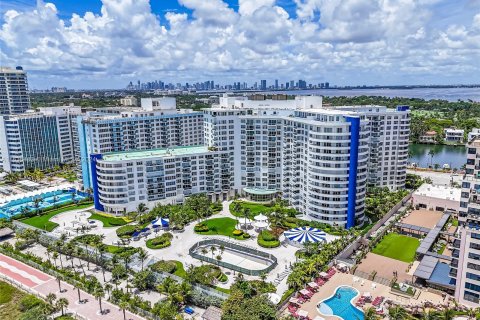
(265, 87, 480, 102)
(409, 143, 467, 169)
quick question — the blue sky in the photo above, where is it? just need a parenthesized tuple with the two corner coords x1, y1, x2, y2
(1, 0, 479, 89)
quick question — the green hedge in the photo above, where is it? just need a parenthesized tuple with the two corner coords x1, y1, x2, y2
(149, 260, 177, 274)
(257, 230, 280, 248)
(115, 225, 138, 238)
(146, 232, 173, 249)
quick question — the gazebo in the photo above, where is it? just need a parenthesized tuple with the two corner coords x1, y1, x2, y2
(254, 214, 269, 230)
(284, 226, 327, 247)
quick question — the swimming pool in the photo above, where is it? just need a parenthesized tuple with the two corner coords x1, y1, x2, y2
(317, 286, 364, 320)
(0, 190, 86, 219)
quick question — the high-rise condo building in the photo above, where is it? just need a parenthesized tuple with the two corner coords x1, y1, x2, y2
(0, 106, 81, 172)
(452, 138, 480, 306)
(0, 66, 31, 115)
(330, 105, 410, 190)
(77, 97, 204, 190)
(87, 94, 410, 228)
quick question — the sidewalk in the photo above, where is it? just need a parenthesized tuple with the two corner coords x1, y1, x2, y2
(0, 253, 144, 320)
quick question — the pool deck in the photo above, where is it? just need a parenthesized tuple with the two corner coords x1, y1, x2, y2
(288, 272, 446, 320)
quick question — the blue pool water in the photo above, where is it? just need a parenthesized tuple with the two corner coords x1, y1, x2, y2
(318, 286, 364, 320)
(0, 190, 85, 219)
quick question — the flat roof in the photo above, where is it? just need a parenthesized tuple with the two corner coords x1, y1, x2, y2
(417, 212, 451, 255)
(414, 255, 438, 279)
(101, 145, 211, 161)
(414, 184, 461, 202)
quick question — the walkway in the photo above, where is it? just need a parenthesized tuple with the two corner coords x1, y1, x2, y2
(0, 253, 143, 320)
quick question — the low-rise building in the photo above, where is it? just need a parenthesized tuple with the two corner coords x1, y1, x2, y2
(412, 183, 461, 212)
(419, 130, 437, 144)
(119, 95, 137, 106)
(468, 128, 480, 142)
(444, 128, 464, 143)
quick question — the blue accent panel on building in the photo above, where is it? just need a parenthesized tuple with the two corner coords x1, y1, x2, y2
(77, 116, 91, 189)
(90, 154, 104, 211)
(396, 105, 410, 111)
(346, 116, 360, 229)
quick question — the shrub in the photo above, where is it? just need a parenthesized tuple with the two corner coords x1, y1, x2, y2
(147, 233, 173, 249)
(116, 225, 138, 238)
(217, 273, 228, 283)
(260, 230, 276, 242)
(242, 233, 251, 239)
(232, 229, 243, 236)
(149, 260, 177, 274)
(258, 237, 280, 248)
(19, 295, 43, 312)
(194, 223, 209, 232)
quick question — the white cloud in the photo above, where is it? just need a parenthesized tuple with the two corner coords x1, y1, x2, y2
(0, 0, 479, 88)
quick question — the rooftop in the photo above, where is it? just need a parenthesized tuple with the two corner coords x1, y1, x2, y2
(101, 145, 211, 162)
(413, 184, 461, 202)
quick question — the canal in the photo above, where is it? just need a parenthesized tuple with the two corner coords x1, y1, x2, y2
(408, 144, 466, 169)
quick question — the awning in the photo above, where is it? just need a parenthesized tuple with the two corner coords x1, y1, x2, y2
(284, 226, 327, 244)
(254, 214, 268, 221)
(307, 282, 319, 288)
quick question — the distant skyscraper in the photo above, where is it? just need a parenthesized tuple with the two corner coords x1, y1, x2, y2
(260, 80, 267, 90)
(275, 79, 278, 89)
(0, 66, 30, 115)
(298, 79, 307, 89)
(290, 80, 295, 89)
(325, 82, 330, 89)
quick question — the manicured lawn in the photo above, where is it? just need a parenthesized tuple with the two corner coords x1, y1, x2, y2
(21, 202, 93, 231)
(195, 217, 244, 239)
(229, 201, 271, 218)
(88, 213, 127, 227)
(372, 233, 420, 263)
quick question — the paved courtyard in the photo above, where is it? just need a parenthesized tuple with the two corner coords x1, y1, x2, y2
(401, 209, 444, 229)
(0, 253, 143, 320)
(355, 253, 412, 283)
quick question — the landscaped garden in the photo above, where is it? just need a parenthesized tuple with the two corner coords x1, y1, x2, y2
(229, 201, 273, 218)
(371, 232, 420, 263)
(88, 212, 128, 227)
(20, 202, 93, 231)
(146, 232, 173, 249)
(194, 217, 248, 240)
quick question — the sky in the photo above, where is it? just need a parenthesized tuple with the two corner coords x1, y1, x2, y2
(0, 0, 479, 89)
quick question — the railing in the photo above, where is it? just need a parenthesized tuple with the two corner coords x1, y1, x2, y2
(189, 238, 278, 276)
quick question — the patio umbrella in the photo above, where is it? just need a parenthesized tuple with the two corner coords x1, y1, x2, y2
(284, 226, 327, 245)
(299, 289, 310, 296)
(308, 282, 319, 288)
(254, 214, 268, 221)
(267, 293, 281, 304)
(160, 218, 169, 227)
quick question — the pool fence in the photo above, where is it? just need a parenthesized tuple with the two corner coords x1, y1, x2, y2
(189, 238, 278, 276)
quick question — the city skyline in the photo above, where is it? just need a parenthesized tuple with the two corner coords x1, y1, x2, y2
(0, 0, 479, 89)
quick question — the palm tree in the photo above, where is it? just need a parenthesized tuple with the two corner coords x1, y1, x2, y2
(56, 297, 69, 316)
(105, 283, 113, 300)
(364, 307, 379, 320)
(219, 244, 225, 256)
(440, 307, 455, 320)
(56, 275, 63, 293)
(420, 307, 435, 320)
(210, 246, 217, 259)
(52, 195, 59, 208)
(93, 285, 105, 314)
(52, 251, 59, 268)
(216, 254, 222, 265)
(5, 172, 20, 184)
(259, 272, 267, 282)
(137, 202, 148, 223)
(33, 197, 43, 214)
(389, 306, 408, 320)
(73, 282, 83, 303)
(428, 149, 436, 167)
(243, 208, 251, 226)
(137, 247, 148, 271)
(46, 293, 57, 311)
(233, 201, 242, 215)
(119, 299, 129, 320)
